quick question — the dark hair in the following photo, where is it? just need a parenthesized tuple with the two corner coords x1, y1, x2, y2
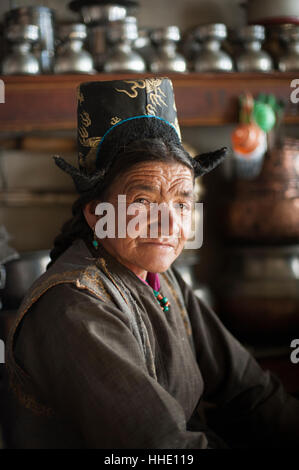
(46, 138, 194, 270)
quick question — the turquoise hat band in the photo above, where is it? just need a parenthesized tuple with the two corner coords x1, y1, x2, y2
(95, 115, 180, 167)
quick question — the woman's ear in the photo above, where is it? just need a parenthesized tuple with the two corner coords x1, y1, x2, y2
(83, 200, 100, 229)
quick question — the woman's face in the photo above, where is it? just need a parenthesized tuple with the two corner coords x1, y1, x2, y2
(84, 160, 195, 279)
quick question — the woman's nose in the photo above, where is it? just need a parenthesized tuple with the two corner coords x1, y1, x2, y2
(156, 203, 181, 238)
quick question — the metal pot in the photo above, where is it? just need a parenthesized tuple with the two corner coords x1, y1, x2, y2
(215, 244, 299, 345)
(194, 24, 234, 72)
(150, 26, 187, 73)
(54, 23, 96, 74)
(2, 24, 41, 75)
(0, 250, 50, 310)
(4, 6, 56, 73)
(235, 25, 273, 72)
(278, 24, 299, 71)
(104, 17, 146, 72)
(263, 24, 287, 67)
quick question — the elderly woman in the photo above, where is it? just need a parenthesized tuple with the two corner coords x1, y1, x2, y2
(7, 78, 299, 449)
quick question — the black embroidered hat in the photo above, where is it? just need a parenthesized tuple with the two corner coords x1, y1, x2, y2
(53, 77, 228, 193)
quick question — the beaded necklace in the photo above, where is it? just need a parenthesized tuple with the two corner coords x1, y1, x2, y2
(152, 289, 170, 312)
(139, 271, 170, 312)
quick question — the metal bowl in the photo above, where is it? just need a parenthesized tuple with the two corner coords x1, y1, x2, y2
(0, 250, 50, 309)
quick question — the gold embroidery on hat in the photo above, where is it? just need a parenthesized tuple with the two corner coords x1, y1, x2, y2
(78, 125, 89, 140)
(111, 116, 122, 126)
(88, 136, 102, 147)
(116, 78, 168, 116)
(146, 104, 156, 115)
(144, 78, 163, 95)
(77, 86, 84, 105)
(146, 78, 167, 115)
(79, 135, 102, 148)
(78, 110, 101, 150)
(81, 111, 91, 128)
(115, 80, 146, 98)
(148, 86, 167, 111)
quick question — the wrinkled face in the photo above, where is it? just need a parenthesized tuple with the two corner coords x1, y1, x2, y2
(89, 160, 194, 279)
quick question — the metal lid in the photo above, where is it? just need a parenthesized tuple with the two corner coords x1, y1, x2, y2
(134, 27, 152, 48)
(6, 23, 39, 42)
(58, 22, 87, 41)
(238, 25, 265, 41)
(280, 23, 299, 41)
(80, 4, 128, 24)
(107, 16, 138, 42)
(196, 23, 227, 41)
(151, 26, 181, 43)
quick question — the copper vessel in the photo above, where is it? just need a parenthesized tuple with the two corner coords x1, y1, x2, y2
(225, 137, 299, 242)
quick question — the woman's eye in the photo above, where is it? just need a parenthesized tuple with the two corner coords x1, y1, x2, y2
(134, 198, 149, 204)
(174, 202, 191, 212)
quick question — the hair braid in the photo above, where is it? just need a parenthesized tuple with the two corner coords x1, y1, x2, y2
(46, 196, 92, 270)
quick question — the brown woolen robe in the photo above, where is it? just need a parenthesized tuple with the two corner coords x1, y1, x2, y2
(6, 238, 299, 448)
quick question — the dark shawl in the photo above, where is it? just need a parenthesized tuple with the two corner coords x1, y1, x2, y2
(6, 239, 299, 448)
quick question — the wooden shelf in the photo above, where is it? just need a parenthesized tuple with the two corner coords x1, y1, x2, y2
(0, 72, 298, 133)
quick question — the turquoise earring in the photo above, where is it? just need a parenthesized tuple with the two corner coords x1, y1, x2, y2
(92, 228, 99, 249)
(92, 239, 99, 249)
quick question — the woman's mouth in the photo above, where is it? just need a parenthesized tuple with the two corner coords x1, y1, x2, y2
(140, 241, 176, 250)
